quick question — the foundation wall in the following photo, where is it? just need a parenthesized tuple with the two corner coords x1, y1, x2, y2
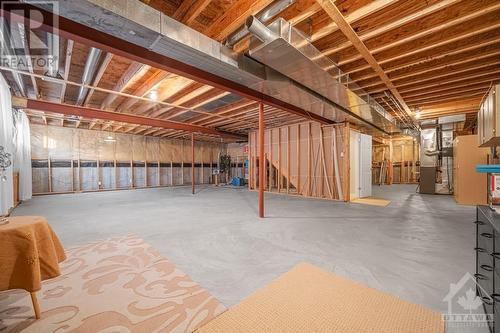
(30, 124, 223, 194)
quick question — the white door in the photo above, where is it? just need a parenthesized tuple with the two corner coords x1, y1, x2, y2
(349, 131, 360, 199)
(359, 133, 372, 198)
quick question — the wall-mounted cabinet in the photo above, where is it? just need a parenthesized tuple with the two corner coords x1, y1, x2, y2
(478, 84, 500, 147)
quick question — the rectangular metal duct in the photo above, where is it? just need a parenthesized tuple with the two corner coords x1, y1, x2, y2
(26, 0, 402, 135)
(247, 18, 400, 135)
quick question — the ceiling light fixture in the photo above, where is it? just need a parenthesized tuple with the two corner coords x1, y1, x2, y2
(415, 107, 422, 119)
(149, 90, 158, 101)
(104, 135, 116, 142)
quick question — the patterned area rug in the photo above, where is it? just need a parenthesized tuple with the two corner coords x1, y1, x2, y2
(0, 235, 226, 332)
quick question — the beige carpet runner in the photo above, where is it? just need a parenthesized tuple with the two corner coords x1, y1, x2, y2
(0, 235, 225, 332)
(196, 262, 444, 333)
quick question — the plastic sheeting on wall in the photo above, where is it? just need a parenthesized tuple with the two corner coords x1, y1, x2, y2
(0, 74, 14, 215)
(30, 125, 224, 194)
(12, 110, 32, 200)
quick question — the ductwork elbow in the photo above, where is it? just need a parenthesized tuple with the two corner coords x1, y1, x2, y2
(245, 16, 278, 44)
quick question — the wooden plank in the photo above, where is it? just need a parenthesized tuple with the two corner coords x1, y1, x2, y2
(320, 0, 459, 57)
(316, 0, 413, 121)
(268, 129, 272, 192)
(175, 0, 212, 26)
(287, 126, 290, 194)
(296, 124, 300, 194)
(116, 69, 171, 112)
(278, 127, 282, 192)
(307, 122, 311, 196)
(206, 0, 274, 41)
(311, 0, 395, 42)
(100, 62, 145, 109)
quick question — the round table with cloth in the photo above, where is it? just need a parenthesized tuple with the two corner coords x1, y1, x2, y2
(0, 216, 66, 319)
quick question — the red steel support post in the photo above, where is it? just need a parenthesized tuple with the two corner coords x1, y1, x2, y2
(258, 102, 265, 218)
(192, 133, 195, 195)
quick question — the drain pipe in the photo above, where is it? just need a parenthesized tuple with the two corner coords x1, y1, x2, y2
(226, 0, 295, 47)
(76, 47, 101, 105)
(245, 16, 279, 44)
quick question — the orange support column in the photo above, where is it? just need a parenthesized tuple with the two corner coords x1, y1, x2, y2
(191, 133, 195, 195)
(259, 102, 265, 218)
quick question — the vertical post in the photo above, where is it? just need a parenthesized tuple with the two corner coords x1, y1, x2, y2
(191, 133, 195, 195)
(48, 157, 52, 193)
(71, 159, 74, 192)
(287, 126, 290, 194)
(296, 124, 300, 194)
(97, 158, 100, 190)
(258, 102, 265, 218)
(157, 161, 160, 186)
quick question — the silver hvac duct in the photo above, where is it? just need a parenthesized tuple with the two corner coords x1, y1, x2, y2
(28, 0, 403, 136)
(245, 16, 278, 44)
(226, 0, 295, 47)
(0, 18, 27, 97)
(245, 16, 401, 135)
(46, 33, 60, 77)
(76, 47, 101, 105)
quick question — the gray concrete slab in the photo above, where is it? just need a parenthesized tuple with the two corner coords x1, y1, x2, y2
(11, 185, 486, 332)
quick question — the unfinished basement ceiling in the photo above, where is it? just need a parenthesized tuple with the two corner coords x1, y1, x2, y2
(2, 0, 499, 140)
(141, 0, 500, 122)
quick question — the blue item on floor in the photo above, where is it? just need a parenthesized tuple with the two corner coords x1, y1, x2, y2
(232, 177, 245, 186)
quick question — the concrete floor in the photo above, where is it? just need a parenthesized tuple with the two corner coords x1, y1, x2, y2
(12, 185, 484, 332)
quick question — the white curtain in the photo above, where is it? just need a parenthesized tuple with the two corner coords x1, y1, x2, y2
(0, 74, 14, 215)
(13, 109, 32, 200)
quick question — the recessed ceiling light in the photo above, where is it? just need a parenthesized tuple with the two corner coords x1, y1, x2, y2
(150, 90, 158, 100)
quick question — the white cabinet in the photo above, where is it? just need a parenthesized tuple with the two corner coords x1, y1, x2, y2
(478, 84, 500, 147)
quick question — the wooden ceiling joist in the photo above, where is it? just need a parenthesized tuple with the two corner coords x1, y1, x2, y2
(172, 0, 213, 25)
(206, 0, 274, 41)
(337, 1, 500, 67)
(1, 4, 334, 128)
(320, 0, 460, 57)
(311, 0, 394, 43)
(316, 0, 413, 120)
(342, 19, 500, 76)
(100, 62, 146, 109)
(116, 69, 171, 112)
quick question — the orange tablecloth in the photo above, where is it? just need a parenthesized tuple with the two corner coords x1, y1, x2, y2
(0, 216, 66, 292)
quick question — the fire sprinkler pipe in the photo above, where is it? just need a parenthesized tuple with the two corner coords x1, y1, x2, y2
(258, 102, 265, 218)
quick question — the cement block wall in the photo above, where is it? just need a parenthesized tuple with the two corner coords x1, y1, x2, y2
(30, 124, 226, 194)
